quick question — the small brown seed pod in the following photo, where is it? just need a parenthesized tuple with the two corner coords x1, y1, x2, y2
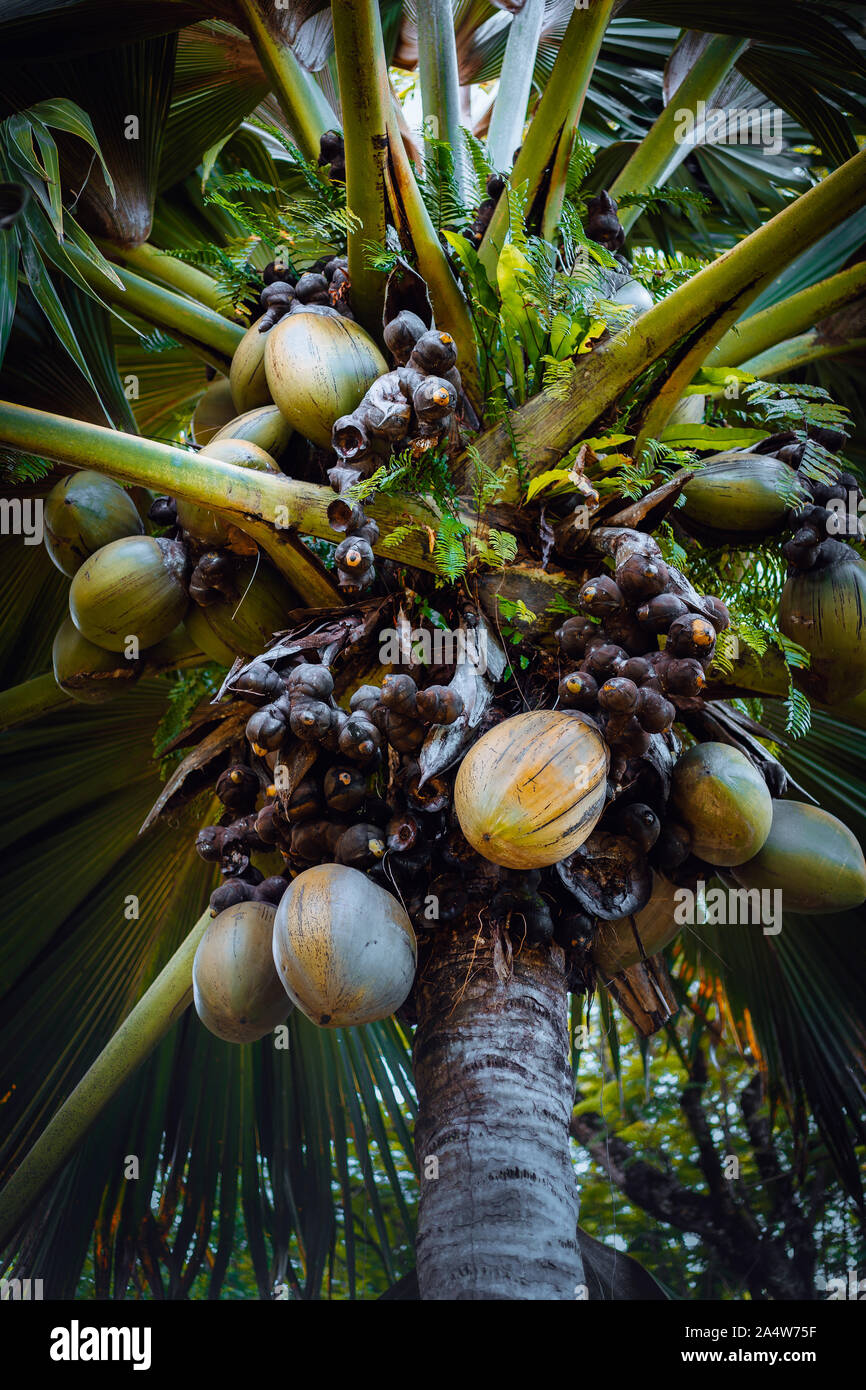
(661, 657, 706, 697)
(579, 576, 626, 619)
(636, 593, 689, 631)
(349, 684, 382, 714)
(254, 802, 283, 845)
(294, 271, 330, 305)
(386, 811, 425, 855)
(287, 777, 322, 824)
(209, 878, 255, 915)
(558, 671, 598, 710)
(703, 596, 731, 631)
(653, 820, 692, 873)
(232, 660, 284, 704)
(381, 710, 427, 753)
(335, 536, 374, 572)
(286, 662, 334, 702)
(196, 825, 224, 862)
(603, 715, 651, 757)
(258, 280, 295, 332)
(381, 672, 418, 716)
(336, 822, 387, 870)
(216, 764, 259, 812)
(246, 702, 289, 753)
(289, 698, 334, 742)
(666, 613, 717, 662)
(618, 656, 653, 684)
(411, 377, 457, 435)
(414, 685, 463, 725)
(408, 329, 458, 376)
(634, 687, 676, 733)
(555, 615, 598, 659)
(581, 643, 627, 681)
(323, 765, 367, 813)
(598, 676, 639, 714)
(338, 712, 381, 762)
(253, 875, 289, 905)
(616, 802, 661, 853)
(615, 552, 670, 601)
(383, 310, 427, 365)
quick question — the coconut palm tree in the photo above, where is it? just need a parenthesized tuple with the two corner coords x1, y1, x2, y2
(0, 0, 865, 1301)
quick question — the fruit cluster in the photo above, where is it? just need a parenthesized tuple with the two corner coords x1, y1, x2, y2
(258, 254, 352, 332)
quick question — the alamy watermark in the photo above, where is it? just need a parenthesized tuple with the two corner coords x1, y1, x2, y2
(0, 497, 43, 545)
(674, 879, 782, 936)
(674, 100, 783, 158)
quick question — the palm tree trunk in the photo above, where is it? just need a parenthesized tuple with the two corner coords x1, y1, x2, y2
(413, 928, 583, 1300)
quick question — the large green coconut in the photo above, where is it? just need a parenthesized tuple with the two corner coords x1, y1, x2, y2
(44, 470, 144, 576)
(779, 551, 866, 705)
(680, 455, 799, 542)
(193, 901, 292, 1043)
(52, 615, 139, 703)
(264, 310, 386, 448)
(229, 323, 273, 413)
(671, 741, 773, 867)
(69, 535, 189, 652)
(731, 799, 866, 913)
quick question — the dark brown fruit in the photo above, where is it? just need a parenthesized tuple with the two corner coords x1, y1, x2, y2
(598, 677, 639, 714)
(634, 687, 676, 733)
(196, 826, 224, 862)
(636, 593, 689, 631)
(286, 778, 321, 825)
(703, 596, 731, 632)
(617, 802, 661, 853)
(618, 656, 652, 684)
(579, 576, 626, 619)
(336, 822, 387, 869)
(666, 613, 717, 662)
(380, 672, 418, 715)
(216, 764, 259, 812)
(615, 553, 669, 600)
(253, 875, 289, 905)
(414, 685, 463, 725)
(210, 879, 255, 915)
(289, 699, 334, 742)
(338, 712, 381, 762)
(581, 643, 626, 680)
(558, 671, 598, 709)
(662, 657, 706, 697)
(232, 660, 284, 704)
(555, 615, 598, 659)
(246, 702, 289, 753)
(653, 821, 692, 873)
(286, 662, 334, 702)
(323, 765, 367, 813)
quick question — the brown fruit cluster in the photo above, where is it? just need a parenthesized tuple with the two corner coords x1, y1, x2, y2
(331, 317, 463, 474)
(258, 254, 352, 332)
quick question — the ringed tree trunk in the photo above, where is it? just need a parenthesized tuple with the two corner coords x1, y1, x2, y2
(413, 927, 583, 1300)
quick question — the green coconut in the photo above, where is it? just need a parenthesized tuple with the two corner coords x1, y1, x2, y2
(175, 437, 280, 545)
(193, 901, 292, 1043)
(52, 615, 139, 703)
(229, 323, 273, 413)
(671, 741, 773, 867)
(731, 799, 866, 913)
(680, 455, 799, 542)
(264, 309, 387, 448)
(191, 376, 236, 445)
(43, 470, 144, 576)
(201, 555, 296, 656)
(779, 551, 866, 705)
(211, 404, 293, 459)
(69, 535, 189, 652)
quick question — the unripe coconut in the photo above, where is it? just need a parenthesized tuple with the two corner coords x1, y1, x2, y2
(592, 873, 685, 975)
(671, 742, 772, 867)
(43, 470, 143, 576)
(731, 800, 866, 913)
(191, 376, 236, 445)
(175, 437, 280, 545)
(69, 535, 189, 652)
(778, 552, 866, 704)
(454, 710, 608, 870)
(272, 863, 417, 1027)
(211, 404, 293, 458)
(52, 615, 139, 703)
(229, 322, 273, 412)
(193, 901, 292, 1043)
(184, 603, 238, 665)
(680, 456, 798, 541)
(201, 555, 296, 655)
(264, 311, 387, 447)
